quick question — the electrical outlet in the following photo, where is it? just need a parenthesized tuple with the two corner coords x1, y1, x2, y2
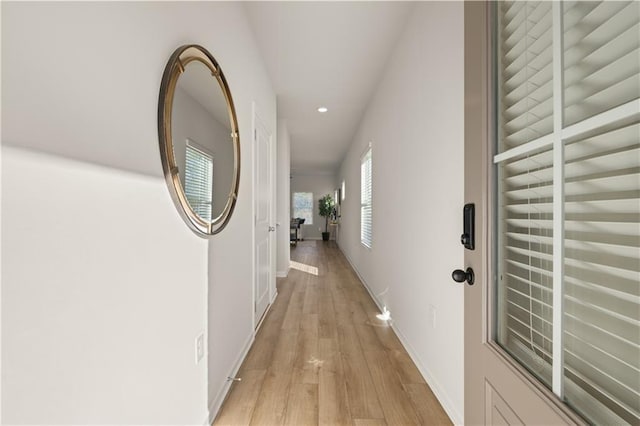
(195, 333, 204, 364)
(428, 304, 436, 329)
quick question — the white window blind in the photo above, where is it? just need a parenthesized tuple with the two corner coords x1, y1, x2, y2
(495, 2, 639, 425)
(361, 148, 372, 248)
(184, 141, 213, 221)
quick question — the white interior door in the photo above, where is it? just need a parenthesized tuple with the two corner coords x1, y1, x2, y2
(464, 3, 576, 425)
(254, 108, 273, 327)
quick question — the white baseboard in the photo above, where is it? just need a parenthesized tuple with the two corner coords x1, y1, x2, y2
(391, 319, 464, 425)
(206, 290, 281, 423)
(255, 294, 277, 332)
(276, 269, 289, 278)
(207, 331, 255, 425)
(337, 246, 463, 426)
(339, 248, 380, 309)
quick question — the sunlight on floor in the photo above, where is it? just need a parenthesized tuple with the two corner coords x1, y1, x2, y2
(290, 260, 319, 276)
(307, 356, 324, 368)
(376, 307, 392, 321)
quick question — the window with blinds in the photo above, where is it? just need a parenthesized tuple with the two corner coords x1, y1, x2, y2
(361, 147, 372, 248)
(184, 141, 213, 221)
(495, 2, 639, 425)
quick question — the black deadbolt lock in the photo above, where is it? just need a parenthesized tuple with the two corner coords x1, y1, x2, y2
(461, 203, 475, 250)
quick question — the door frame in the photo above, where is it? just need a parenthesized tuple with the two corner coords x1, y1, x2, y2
(463, 3, 585, 424)
(252, 102, 276, 330)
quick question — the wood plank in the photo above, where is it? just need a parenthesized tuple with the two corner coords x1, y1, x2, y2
(318, 336, 351, 426)
(292, 313, 320, 384)
(318, 289, 338, 339)
(363, 350, 421, 426)
(270, 327, 299, 373)
(354, 323, 383, 353)
(331, 286, 351, 317)
(284, 383, 318, 426)
(318, 368, 352, 426)
(281, 288, 305, 330)
(353, 419, 388, 426)
(213, 369, 266, 426)
(405, 383, 453, 426)
(303, 283, 319, 314)
(372, 323, 405, 352)
(318, 337, 341, 375)
(249, 369, 293, 425)
(350, 299, 370, 324)
(388, 348, 426, 385)
(337, 320, 384, 419)
(241, 278, 294, 371)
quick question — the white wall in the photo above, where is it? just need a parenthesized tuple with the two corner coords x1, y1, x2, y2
(290, 174, 337, 241)
(2, 148, 208, 425)
(1, 2, 275, 424)
(276, 120, 291, 277)
(337, 2, 465, 423)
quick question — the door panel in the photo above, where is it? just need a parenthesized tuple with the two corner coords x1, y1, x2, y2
(485, 380, 522, 426)
(463, 3, 579, 425)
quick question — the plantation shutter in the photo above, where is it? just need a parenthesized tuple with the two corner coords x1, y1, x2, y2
(497, 0, 556, 387)
(185, 141, 213, 221)
(563, 122, 639, 424)
(561, 2, 639, 424)
(361, 148, 372, 248)
(496, 1, 639, 425)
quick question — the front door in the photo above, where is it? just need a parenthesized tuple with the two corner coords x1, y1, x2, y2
(254, 106, 273, 328)
(464, 2, 640, 425)
(464, 3, 575, 424)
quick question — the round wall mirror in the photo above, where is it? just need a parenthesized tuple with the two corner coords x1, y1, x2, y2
(158, 45, 240, 236)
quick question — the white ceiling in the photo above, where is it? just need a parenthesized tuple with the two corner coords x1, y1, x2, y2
(244, 2, 414, 175)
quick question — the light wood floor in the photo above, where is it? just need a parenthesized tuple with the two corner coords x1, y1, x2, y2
(213, 241, 452, 426)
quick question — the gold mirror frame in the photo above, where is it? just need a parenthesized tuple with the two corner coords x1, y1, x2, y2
(158, 45, 240, 236)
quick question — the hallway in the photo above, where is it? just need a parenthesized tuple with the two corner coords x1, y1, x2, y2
(213, 241, 451, 426)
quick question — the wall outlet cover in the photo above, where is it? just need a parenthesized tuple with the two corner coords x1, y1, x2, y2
(196, 333, 204, 364)
(428, 304, 436, 329)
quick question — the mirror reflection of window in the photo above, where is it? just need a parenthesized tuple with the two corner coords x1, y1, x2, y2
(185, 139, 213, 221)
(172, 60, 234, 222)
(361, 148, 372, 248)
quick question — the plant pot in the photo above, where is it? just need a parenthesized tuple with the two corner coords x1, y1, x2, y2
(321, 232, 330, 241)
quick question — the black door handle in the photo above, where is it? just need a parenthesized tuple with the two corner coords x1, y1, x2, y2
(452, 267, 474, 285)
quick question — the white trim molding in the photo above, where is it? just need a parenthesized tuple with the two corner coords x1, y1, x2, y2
(338, 246, 463, 425)
(207, 332, 255, 425)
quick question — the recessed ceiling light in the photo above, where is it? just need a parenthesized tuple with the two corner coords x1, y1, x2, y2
(317, 107, 328, 113)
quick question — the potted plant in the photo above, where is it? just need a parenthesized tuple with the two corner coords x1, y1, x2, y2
(318, 194, 335, 241)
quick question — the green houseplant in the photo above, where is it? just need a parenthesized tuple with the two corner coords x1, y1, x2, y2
(318, 194, 335, 241)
